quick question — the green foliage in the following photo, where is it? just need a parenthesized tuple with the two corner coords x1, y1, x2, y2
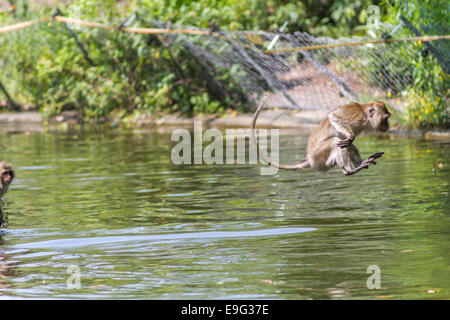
(404, 89, 447, 128)
(382, 0, 449, 128)
(0, 0, 448, 128)
(0, 0, 238, 119)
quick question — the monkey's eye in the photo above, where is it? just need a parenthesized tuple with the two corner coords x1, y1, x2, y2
(2, 171, 13, 177)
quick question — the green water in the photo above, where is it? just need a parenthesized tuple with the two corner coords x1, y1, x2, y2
(0, 125, 448, 299)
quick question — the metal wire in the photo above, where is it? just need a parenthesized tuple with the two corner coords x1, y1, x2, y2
(1, 15, 447, 111)
(145, 20, 433, 111)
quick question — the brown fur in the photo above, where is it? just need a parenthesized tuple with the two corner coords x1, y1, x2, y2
(0, 161, 14, 227)
(251, 95, 391, 175)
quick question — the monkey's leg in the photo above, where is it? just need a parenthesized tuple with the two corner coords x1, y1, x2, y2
(336, 145, 381, 176)
(347, 144, 363, 167)
(336, 146, 359, 175)
(344, 152, 384, 176)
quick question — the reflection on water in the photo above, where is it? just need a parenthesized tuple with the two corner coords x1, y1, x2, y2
(0, 127, 449, 299)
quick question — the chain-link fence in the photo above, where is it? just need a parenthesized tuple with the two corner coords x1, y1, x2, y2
(1, 14, 448, 113)
(150, 18, 447, 111)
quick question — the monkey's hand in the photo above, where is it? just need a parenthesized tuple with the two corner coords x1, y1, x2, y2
(337, 137, 354, 148)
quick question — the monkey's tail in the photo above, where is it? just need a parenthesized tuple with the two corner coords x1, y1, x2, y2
(250, 94, 310, 170)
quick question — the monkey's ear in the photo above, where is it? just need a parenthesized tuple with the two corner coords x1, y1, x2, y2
(368, 106, 376, 117)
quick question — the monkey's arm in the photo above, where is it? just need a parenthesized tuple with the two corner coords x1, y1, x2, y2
(328, 112, 355, 148)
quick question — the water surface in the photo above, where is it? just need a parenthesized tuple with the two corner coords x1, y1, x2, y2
(0, 126, 448, 299)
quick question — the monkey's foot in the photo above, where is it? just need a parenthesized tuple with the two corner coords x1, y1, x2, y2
(361, 152, 384, 168)
(368, 152, 384, 160)
(345, 156, 381, 176)
(337, 137, 354, 148)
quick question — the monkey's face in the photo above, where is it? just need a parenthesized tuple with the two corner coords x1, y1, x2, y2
(1, 167, 14, 186)
(368, 102, 391, 132)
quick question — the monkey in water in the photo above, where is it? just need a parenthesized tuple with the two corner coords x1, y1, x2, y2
(0, 162, 14, 227)
(251, 95, 391, 176)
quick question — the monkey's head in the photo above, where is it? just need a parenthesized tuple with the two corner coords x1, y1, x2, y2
(366, 101, 391, 132)
(0, 162, 14, 187)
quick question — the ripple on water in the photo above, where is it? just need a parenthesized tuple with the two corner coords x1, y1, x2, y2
(12, 227, 317, 250)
